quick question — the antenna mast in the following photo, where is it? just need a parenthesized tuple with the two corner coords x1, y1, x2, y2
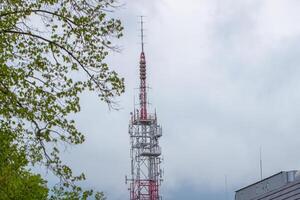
(139, 16, 147, 120)
(260, 146, 263, 180)
(141, 16, 145, 52)
(126, 17, 163, 200)
(225, 175, 229, 200)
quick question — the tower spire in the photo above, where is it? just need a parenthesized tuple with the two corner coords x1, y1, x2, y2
(139, 16, 147, 120)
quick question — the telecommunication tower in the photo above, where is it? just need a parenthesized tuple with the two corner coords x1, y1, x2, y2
(126, 17, 163, 200)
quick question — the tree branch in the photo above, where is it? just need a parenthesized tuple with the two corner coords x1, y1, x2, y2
(1, 30, 107, 97)
(0, 9, 77, 26)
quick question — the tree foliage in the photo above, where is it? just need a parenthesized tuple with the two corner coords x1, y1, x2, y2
(0, 0, 124, 199)
(0, 126, 48, 200)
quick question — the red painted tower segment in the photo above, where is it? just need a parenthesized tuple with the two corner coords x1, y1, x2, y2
(139, 51, 147, 120)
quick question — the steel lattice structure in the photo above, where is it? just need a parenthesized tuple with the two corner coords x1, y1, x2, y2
(126, 17, 163, 200)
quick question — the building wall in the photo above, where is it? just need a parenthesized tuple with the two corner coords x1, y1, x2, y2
(252, 180, 300, 200)
(235, 171, 300, 200)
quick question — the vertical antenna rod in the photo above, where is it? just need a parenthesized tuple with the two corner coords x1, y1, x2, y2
(140, 16, 145, 52)
(225, 175, 228, 200)
(260, 146, 263, 180)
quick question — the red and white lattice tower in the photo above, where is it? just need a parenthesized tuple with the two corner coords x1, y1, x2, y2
(126, 17, 163, 200)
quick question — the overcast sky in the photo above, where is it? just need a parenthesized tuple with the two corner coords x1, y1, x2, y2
(50, 1, 300, 199)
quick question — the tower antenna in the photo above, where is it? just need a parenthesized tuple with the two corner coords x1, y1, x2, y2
(126, 17, 163, 200)
(140, 16, 145, 52)
(260, 146, 263, 180)
(139, 16, 147, 120)
(225, 175, 229, 200)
